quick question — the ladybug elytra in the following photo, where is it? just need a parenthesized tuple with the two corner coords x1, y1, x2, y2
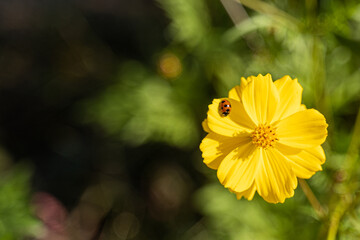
(219, 99, 231, 117)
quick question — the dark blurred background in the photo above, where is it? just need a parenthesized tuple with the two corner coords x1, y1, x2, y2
(0, 0, 208, 239)
(0, 0, 168, 208)
(0, 0, 360, 239)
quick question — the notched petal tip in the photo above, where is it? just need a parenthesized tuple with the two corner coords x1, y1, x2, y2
(254, 148, 297, 204)
(241, 73, 279, 124)
(233, 183, 257, 201)
(228, 86, 242, 101)
(276, 75, 302, 89)
(277, 144, 326, 179)
(263, 73, 272, 79)
(273, 75, 304, 121)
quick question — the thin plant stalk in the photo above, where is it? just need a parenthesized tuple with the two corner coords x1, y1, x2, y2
(299, 179, 327, 219)
(327, 106, 360, 240)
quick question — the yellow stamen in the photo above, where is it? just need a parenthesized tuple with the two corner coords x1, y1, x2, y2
(251, 124, 278, 149)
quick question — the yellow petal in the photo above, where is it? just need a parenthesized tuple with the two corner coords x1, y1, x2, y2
(228, 77, 251, 102)
(275, 109, 328, 149)
(228, 86, 241, 101)
(207, 98, 255, 137)
(241, 76, 251, 91)
(202, 119, 211, 133)
(200, 132, 247, 169)
(234, 182, 257, 200)
(217, 137, 257, 192)
(278, 145, 326, 179)
(300, 104, 307, 111)
(255, 148, 297, 203)
(241, 74, 280, 125)
(273, 76, 303, 121)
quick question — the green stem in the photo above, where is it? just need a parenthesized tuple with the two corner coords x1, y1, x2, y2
(327, 106, 360, 239)
(299, 179, 327, 219)
(327, 195, 351, 240)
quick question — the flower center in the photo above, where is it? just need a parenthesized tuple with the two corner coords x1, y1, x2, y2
(251, 124, 278, 149)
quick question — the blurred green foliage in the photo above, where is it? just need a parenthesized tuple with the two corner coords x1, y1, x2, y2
(81, 61, 199, 148)
(194, 183, 318, 240)
(0, 164, 39, 240)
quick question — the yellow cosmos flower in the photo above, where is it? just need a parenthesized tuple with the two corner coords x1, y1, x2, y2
(200, 74, 328, 203)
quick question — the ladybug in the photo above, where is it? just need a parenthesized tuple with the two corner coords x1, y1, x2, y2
(219, 99, 231, 117)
